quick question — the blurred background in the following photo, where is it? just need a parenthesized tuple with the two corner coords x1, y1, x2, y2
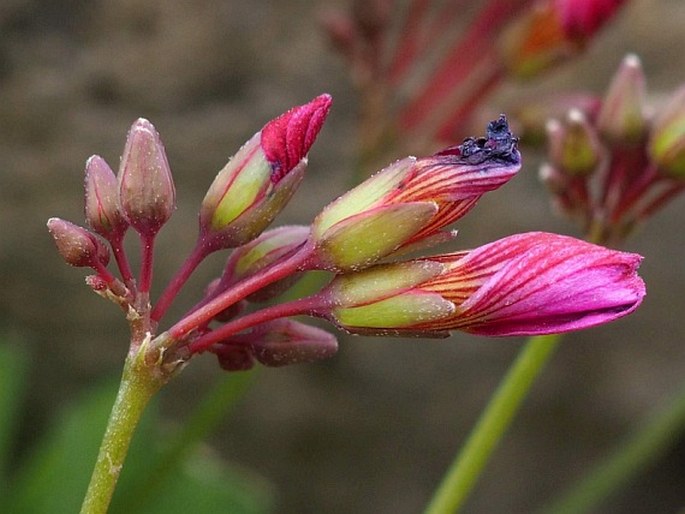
(1, 0, 685, 512)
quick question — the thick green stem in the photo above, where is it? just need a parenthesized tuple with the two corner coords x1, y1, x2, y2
(424, 333, 562, 514)
(79, 354, 164, 514)
(539, 380, 685, 514)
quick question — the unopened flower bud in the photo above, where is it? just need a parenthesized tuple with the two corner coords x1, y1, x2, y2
(597, 54, 647, 143)
(200, 95, 332, 250)
(118, 118, 176, 238)
(311, 116, 521, 271)
(47, 218, 110, 268)
(648, 85, 685, 179)
(500, 0, 627, 79)
(250, 319, 338, 367)
(84, 155, 128, 239)
(548, 109, 602, 176)
(322, 232, 645, 337)
(323, 259, 454, 336)
(219, 225, 311, 303)
(214, 344, 255, 371)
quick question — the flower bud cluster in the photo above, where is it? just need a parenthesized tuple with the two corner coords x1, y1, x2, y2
(540, 54, 685, 244)
(48, 96, 645, 374)
(323, 0, 628, 149)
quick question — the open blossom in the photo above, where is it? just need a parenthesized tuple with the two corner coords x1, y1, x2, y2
(310, 115, 521, 271)
(323, 232, 645, 337)
(199, 94, 332, 250)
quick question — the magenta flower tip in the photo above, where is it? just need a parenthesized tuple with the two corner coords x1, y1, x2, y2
(260, 94, 333, 182)
(452, 232, 646, 336)
(556, 0, 628, 42)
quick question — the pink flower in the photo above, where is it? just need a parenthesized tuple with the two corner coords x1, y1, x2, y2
(325, 232, 645, 337)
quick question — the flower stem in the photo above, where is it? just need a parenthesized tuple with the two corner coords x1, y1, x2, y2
(188, 294, 325, 354)
(109, 234, 135, 289)
(151, 240, 210, 323)
(539, 379, 685, 514)
(167, 245, 312, 340)
(424, 333, 562, 514)
(138, 234, 156, 293)
(79, 353, 164, 514)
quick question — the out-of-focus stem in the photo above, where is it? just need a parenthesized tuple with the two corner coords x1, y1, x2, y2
(423, 334, 562, 514)
(399, 0, 528, 131)
(539, 380, 685, 514)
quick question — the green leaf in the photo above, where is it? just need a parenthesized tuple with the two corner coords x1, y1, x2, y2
(128, 451, 274, 514)
(5, 378, 156, 514)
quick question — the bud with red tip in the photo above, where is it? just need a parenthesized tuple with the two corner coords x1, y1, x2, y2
(47, 218, 110, 269)
(199, 94, 332, 250)
(118, 118, 176, 238)
(84, 155, 128, 240)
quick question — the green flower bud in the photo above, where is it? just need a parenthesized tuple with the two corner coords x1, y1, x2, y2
(648, 85, 685, 179)
(597, 54, 647, 143)
(547, 110, 602, 176)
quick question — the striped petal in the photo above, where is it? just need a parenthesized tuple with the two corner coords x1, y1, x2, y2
(422, 232, 645, 335)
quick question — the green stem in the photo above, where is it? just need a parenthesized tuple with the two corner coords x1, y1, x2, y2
(80, 354, 164, 514)
(424, 333, 562, 514)
(539, 380, 685, 514)
(118, 370, 257, 512)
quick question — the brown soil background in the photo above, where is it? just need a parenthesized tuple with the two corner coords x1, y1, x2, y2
(1, 1, 685, 512)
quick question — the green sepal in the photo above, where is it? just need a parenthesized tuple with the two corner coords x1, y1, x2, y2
(314, 201, 438, 272)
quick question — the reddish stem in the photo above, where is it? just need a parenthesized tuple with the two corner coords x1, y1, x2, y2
(386, 0, 432, 82)
(389, 0, 472, 84)
(187, 294, 328, 354)
(610, 163, 659, 224)
(399, 0, 528, 131)
(92, 259, 118, 286)
(138, 234, 156, 293)
(110, 233, 135, 289)
(151, 239, 212, 323)
(434, 62, 504, 142)
(167, 245, 314, 340)
(636, 182, 685, 221)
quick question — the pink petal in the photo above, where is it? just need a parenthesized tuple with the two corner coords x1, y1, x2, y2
(454, 232, 645, 335)
(261, 94, 332, 183)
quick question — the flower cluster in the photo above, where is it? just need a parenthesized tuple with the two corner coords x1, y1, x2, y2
(541, 54, 685, 244)
(48, 95, 645, 373)
(322, 0, 628, 150)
